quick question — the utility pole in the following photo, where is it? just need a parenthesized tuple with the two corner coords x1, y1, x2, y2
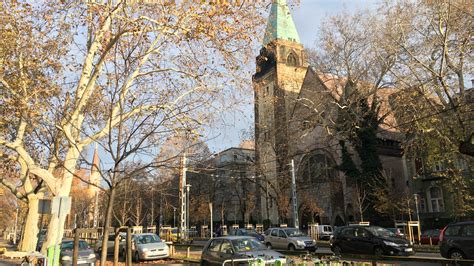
(209, 202, 213, 239)
(173, 207, 176, 227)
(291, 160, 299, 229)
(185, 184, 191, 240)
(178, 154, 187, 241)
(159, 192, 163, 229)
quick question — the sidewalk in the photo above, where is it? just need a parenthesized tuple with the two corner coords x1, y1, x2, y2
(0, 239, 20, 265)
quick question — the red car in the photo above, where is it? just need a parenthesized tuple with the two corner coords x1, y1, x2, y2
(419, 229, 440, 245)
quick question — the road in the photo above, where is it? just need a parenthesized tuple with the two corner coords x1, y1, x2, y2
(313, 246, 443, 259)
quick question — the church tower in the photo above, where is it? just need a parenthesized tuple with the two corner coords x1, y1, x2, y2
(253, 0, 308, 224)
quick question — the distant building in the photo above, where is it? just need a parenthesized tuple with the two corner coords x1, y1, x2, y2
(188, 147, 256, 226)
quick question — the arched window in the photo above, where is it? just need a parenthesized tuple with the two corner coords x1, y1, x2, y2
(428, 187, 444, 212)
(299, 151, 336, 184)
(287, 53, 298, 66)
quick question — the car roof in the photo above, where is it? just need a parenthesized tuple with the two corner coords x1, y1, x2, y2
(213, 236, 256, 240)
(134, 233, 158, 236)
(448, 221, 474, 226)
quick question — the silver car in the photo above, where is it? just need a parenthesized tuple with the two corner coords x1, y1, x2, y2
(95, 233, 126, 255)
(264, 228, 317, 251)
(132, 233, 169, 261)
(200, 236, 287, 266)
(60, 239, 96, 266)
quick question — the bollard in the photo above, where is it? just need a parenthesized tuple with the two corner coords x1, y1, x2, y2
(186, 246, 190, 258)
(429, 237, 432, 246)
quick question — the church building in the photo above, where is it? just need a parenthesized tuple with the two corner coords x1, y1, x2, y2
(253, 0, 411, 227)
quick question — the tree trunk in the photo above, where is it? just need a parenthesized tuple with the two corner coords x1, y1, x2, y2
(100, 187, 116, 266)
(41, 200, 69, 258)
(20, 196, 40, 252)
(41, 149, 79, 256)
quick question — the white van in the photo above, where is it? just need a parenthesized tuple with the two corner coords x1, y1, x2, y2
(318, 225, 333, 240)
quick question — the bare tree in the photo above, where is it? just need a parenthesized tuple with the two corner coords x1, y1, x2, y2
(1, 0, 265, 257)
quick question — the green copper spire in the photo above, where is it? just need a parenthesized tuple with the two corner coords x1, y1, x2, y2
(263, 0, 300, 46)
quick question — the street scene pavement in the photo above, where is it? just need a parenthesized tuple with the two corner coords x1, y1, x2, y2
(1, 0, 473, 265)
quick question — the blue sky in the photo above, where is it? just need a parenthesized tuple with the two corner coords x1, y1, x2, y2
(205, 0, 379, 153)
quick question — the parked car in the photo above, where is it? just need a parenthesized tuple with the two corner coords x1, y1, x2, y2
(200, 236, 286, 266)
(418, 229, 440, 245)
(330, 225, 414, 256)
(264, 227, 317, 251)
(95, 233, 126, 255)
(439, 221, 474, 260)
(231, 228, 265, 242)
(60, 239, 96, 266)
(318, 225, 333, 240)
(130, 233, 169, 262)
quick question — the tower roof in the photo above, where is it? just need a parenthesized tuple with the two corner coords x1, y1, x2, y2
(91, 143, 100, 172)
(263, 0, 300, 46)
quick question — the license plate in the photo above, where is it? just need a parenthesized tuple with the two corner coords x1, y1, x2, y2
(78, 261, 86, 264)
(405, 248, 413, 252)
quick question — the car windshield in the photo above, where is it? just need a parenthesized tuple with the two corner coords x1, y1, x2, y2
(367, 227, 396, 237)
(284, 228, 305, 237)
(136, 234, 161, 244)
(61, 240, 89, 251)
(231, 238, 266, 252)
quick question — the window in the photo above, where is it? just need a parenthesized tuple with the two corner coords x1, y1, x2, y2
(271, 229, 278, 237)
(342, 228, 355, 237)
(208, 239, 222, 252)
(419, 197, 426, 213)
(278, 230, 287, 238)
(445, 226, 461, 237)
(355, 228, 369, 238)
(263, 86, 270, 96)
(287, 53, 298, 66)
(299, 151, 336, 184)
(220, 240, 233, 254)
(433, 161, 445, 172)
(301, 120, 311, 130)
(462, 225, 474, 237)
(428, 187, 444, 212)
(264, 131, 271, 141)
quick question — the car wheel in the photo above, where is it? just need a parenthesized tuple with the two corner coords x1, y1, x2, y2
(266, 243, 272, 249)
(288, 244, 296, 251)
(449, 249, 465, 260)
(332, 245, 342, 255)
(134, 251, 140, 262)
(374, 247, 384, 257)
(200, 260, 208, 266)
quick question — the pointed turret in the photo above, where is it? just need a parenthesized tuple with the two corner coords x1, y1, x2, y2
(263, 0, 300, 46)
(89, 144, 100, 190)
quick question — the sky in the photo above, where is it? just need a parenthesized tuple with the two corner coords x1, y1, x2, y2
(205, 0, 380, 153)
